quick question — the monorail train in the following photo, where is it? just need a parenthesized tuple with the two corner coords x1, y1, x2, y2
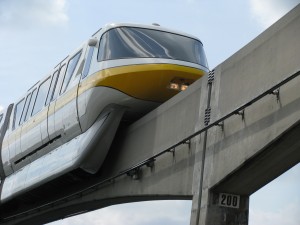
(0, 23, 208, 203)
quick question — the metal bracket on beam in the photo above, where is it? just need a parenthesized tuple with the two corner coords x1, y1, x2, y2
(215, 121, 224, 131)
(146, 159, 155, 168)
(183, 139, 191, 149)
(169, 148, 176, 157)
(270, 88, 280, 102)
(127, 168, 140, 180)
(108, 178, 115, 183)
(234, 109, 245, 121)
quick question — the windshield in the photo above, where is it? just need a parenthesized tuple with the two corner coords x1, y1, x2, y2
(98, 27, 208, 68)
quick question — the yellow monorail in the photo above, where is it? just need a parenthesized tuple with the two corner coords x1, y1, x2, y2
(0, 23, 208, 203)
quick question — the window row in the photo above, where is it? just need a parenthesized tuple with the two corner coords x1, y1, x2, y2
(12, 51, 82, 130)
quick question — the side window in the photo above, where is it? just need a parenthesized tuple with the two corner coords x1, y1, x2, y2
(98, 32, 107, 61)
(52, 64, 66, 100)
(60, 51, 82, 94)
(25, 89, 37, 121)
(19, 93, 32, 125)
(13, 99, 25, 130)
(45, 70, 59, 105)
(32, 78, 51, 116)
(82, 47, 95, 79)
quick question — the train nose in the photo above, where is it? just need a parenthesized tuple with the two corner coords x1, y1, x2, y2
(93, 63, 206, 102)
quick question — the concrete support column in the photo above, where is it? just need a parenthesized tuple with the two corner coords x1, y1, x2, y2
(190, 137, 249, 225)
(190, 67, 219, 225)
(205, 192, 249, 225)
(190, 62, 251, 225)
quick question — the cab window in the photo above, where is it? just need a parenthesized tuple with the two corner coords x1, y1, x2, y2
(98, 27, 208, 68)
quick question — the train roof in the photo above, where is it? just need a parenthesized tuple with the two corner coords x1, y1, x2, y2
(94, 22, 203, 43)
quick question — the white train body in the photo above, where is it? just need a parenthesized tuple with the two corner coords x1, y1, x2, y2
(0, 23, 208, 203)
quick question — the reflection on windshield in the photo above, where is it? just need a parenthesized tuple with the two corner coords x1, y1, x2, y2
(98, 27, 208, 67)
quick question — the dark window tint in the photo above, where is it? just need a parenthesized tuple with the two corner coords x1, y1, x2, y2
(25, 89, 37, 121)
(52, 64, 66, 100)
(61, 51, 82, 94)
(13, 99, 25, 130)
(32, 78, 51, 116)
(98, 27, 208, 67)
(0, 114, 3, 124)
(19, 93, 32, 125)
(46, 71, 59, 105)
(82, 47, 94, 79)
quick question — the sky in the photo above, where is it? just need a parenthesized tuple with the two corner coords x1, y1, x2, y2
(0, 0, 299, 224)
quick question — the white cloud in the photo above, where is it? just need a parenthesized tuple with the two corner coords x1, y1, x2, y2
(0, 0, 68, 29)
(249, 202, 300, 225)
(0, 105, 3, 112)
(249, 0, 299, 28)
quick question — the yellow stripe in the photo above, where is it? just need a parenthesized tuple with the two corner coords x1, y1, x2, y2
(80, 64, 205, 102)
(55, 86, 78, 111)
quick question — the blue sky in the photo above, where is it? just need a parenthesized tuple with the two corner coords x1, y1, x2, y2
(0, 0, 299, 224)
